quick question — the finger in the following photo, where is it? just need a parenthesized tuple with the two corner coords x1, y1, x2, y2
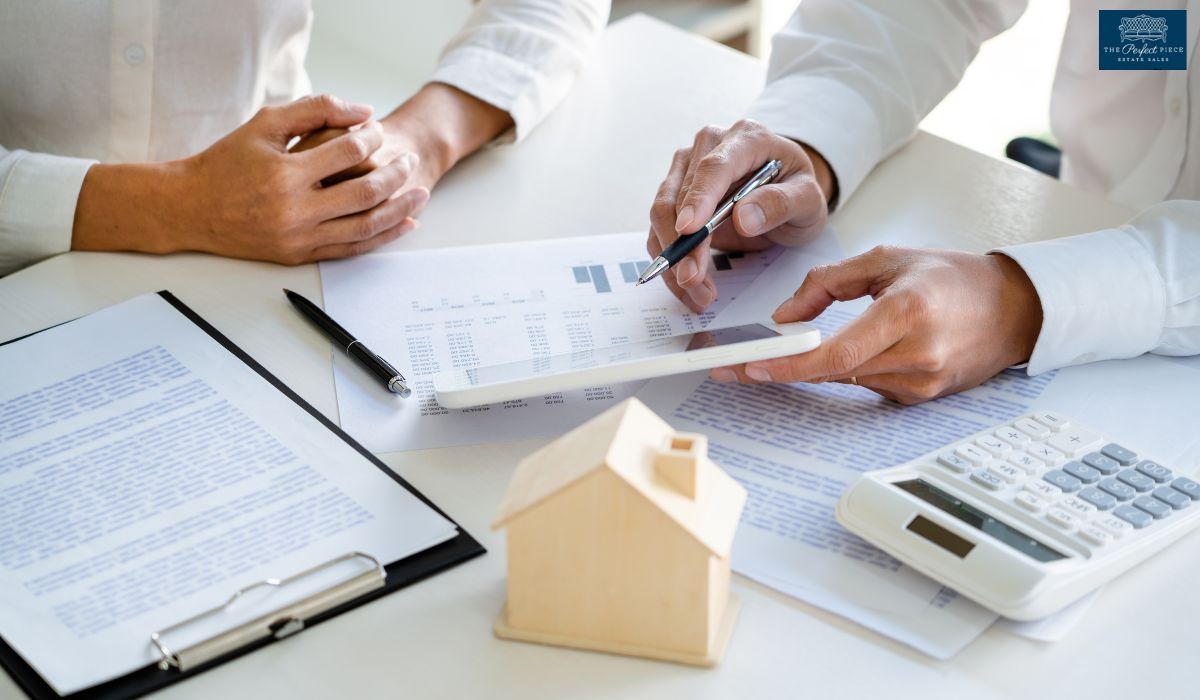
(647, 234, 714, 312)
(312, 187, 429, 246)
(260, 94, 373, 143)
(307, 219, 418, 262)
(742, 295, 908, 383)
(677, 126, 725, 216)
(853, 372, 949, 405)
(771, 247, 901, 323)
(317, 153, 416, 216)
(289, 127, 343, 155)
(673, 236, 712, 290)
(732, 177, 826, 242)
(709, 362, 767, 385)
(675, 132, 765, 234)
(297, 122, 386, 182)
(650, 148, 691, 257)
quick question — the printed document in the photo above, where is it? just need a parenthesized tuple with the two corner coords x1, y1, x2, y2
(0, 294, 457, 694)
(319, 233, 782, 452)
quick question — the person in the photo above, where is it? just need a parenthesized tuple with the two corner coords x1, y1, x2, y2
(0, 0, 609, 275)
(646, 0, 1199, 405)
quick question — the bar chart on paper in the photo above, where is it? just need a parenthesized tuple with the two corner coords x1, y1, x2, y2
(320, 232, 781, 451)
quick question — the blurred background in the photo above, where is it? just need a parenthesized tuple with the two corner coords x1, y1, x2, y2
(307, 0, 1067, 160)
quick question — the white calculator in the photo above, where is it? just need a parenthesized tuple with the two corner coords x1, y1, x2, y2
(836, 411, 1200, 620)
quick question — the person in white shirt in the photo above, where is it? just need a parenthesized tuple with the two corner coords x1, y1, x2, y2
(646, 0, 1199, 404)
(0, 0, 609, 275)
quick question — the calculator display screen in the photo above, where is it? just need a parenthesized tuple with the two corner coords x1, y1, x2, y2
(895, 479, 1067, 562)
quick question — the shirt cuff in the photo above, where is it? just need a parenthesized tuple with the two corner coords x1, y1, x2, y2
(0, 151, 95, 276)
(744, 74, 884, 207)
(994, 229, 1166, 375)
(430, 45, 547, 144)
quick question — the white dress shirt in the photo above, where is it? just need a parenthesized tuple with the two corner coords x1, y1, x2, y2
(746, 0, 1200, 374)
(0, 0, 609, 276)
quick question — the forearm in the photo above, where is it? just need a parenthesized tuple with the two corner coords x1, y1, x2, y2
(71, 161, 193, 255)
(379, 83, 513, 183)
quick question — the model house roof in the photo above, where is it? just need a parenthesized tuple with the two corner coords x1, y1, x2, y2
(492, 398, 746, 557)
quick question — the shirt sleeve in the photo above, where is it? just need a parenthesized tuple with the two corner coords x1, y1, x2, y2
(995, 200, 1200, 374)
(744, 0, 1027, 204)
(428, 0, 609, 142)
(0, 147, 95, 277)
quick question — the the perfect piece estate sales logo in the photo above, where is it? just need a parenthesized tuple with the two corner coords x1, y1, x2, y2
(1099, 10, 1188, 70)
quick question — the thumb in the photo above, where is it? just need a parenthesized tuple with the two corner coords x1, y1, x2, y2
(260, 94, 373, 143)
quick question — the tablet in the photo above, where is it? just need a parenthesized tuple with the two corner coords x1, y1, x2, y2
(433, 321, 820, 408)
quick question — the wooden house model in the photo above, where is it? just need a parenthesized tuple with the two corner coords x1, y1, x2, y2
(492, 398, 747, 666)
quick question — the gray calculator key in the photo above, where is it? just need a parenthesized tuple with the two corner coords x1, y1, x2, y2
(1078, 487, 1118, 511)
(1097, 478, 1136, 501)
(1135, 460, 1173, 483)
(1082, 452, 1120, 475)
(1133, 495, 1172, 520)
(1170, 477, 1200, 501)
(1153, 487, 1191, 511)
(1101, 443, 1138, 466)
(971, 468, 1006, 491)
(1114, 505, 1153, 529)
(1116, 469, 1156, 493)
(1063, 461, 1101, 484)
(1043, 470, 1082, 493)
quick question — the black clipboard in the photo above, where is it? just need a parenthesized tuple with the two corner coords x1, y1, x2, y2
(0, 291, 486, 700)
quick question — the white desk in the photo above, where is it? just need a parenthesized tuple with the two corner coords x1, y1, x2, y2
(2, 16, 1195, 700)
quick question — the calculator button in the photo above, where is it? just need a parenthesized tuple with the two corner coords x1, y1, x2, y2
(1096, 515, 1131, 539)
(1116, 469, 1155, 493)
(1062, 461, 1101, 484)
(1134, 460, 1173, 483)
(995, 427, 1031, 448)
(955, 444, 991, 466)
(1061, 496, 1097, 518)
(1008, 453, 1043, 474)
(1028, 444, 1066, 467)
(1113, 505, 1153, 529)
(1043, 470, 1082, 493)
(1170, 477, 1200, 500)
(1082, 452, 1120, 475)
(1080, 526, 1111, 547)
(975, 435, 1010, 455)
(1033, 411, 1070, 431)
(1014, 418, 1050, 440)
(1101, 444, 1138, 466)
(1152, 487, 1191, 511)
(1046, 507, 1080, 531)
(1025, 480, 1062, 501)
(971, 469, 1006, 491)
(1132, 496, 1172, 520)
(1077, 487, 1117, 511)
(1015, 491, 1050, 513)
(937, 452, 972, 474)
(1097, 478, 1136, 501)
(1048, 427, 1100, 457)
(988, 463, 1024, 484)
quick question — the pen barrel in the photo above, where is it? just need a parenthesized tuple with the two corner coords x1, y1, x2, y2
(348, 343, 403, 385)
(664, 227, 711, 264)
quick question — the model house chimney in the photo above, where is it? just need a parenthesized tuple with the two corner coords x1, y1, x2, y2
(655, 432, 707, 499)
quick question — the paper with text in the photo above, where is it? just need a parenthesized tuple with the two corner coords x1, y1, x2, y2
(0, 294, 456, 694)
(319, 233, 782, 452)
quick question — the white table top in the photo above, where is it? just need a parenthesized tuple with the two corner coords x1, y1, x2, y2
(2, 15, 1193, 700)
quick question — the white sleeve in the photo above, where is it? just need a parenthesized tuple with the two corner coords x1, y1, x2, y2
(428, 0, 609, 142)
(744, 0, 1026, 204)
(995, 200, 1200, 374)
(0, 147, 95, 277)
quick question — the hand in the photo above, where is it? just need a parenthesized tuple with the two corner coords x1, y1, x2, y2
(73, 94, 428, 263)
(647, 120, 836, 313)
(711, 246, 1044, 405)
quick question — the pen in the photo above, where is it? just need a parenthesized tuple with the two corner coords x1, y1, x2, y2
(283, 289, 412, 397)
(637, 159, 784, 286)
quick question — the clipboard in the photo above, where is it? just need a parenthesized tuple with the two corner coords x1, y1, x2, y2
(0, 291, 486, 700)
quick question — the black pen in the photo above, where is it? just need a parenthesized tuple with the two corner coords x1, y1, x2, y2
(283, 289, 412, 397)
(637, 159, 783, 285)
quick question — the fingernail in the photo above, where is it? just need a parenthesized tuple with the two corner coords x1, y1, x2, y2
(675, 258, 698, 284)
(711, 368, 737, 383)
(772, 298, 795, 320)
(675, 206, 695, 232)
(401, 152, 419, 170)
(686, 284, 713, 308)
(409, 187, 430, 207)
(348, 101, 373, 117)
(740, 203, 765, 236)
(745, 365, 771, 382)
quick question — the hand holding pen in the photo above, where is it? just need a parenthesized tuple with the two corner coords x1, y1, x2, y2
(644, 121, 837, 312)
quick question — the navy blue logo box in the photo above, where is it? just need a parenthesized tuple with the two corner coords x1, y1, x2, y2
(1099, 10, 1188, 70)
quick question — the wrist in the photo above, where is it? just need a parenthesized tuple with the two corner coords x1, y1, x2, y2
(800, 143, 838, 209)
(990, 253, 1044, 365)
(72, 161, 193, 255)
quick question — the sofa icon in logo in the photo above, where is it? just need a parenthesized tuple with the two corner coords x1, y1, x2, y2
(1119, 14, 1168, 43)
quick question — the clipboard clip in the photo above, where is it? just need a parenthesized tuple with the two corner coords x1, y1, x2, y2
(150, 551, 385, 672)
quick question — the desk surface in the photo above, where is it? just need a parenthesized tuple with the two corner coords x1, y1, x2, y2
(2, 16, 1193, 700)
